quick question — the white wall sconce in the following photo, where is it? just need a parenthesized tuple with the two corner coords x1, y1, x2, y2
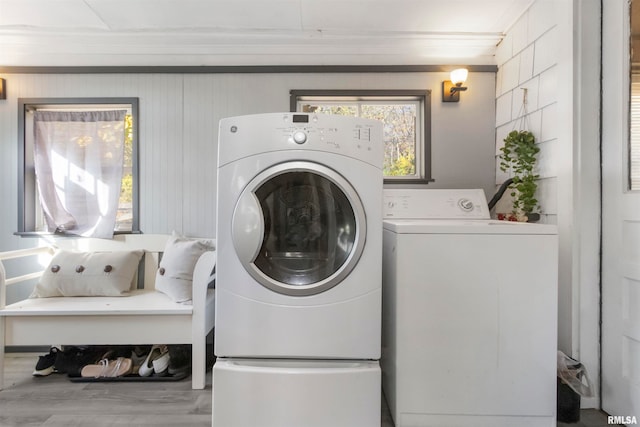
(442, 68, 468, 102)
(0, 78, 5, 100)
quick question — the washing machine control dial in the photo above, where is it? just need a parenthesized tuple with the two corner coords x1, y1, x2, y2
(458, 198, 474, 212)
(293, 131, 307, 144)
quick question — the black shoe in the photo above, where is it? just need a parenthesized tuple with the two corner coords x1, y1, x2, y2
(56, 346, 104, 377)
(33, 347, 61, 377)
(167, 345, 191, 376)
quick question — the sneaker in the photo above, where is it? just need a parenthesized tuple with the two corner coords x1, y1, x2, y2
(168, 345, 191, 376)
(33, 347, 61, 377)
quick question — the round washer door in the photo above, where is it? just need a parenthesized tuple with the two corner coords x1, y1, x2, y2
(232, 161, 366, 296)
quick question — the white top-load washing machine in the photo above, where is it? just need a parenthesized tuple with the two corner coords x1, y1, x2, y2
(214, 113, 383, 427)
(382, 189, 558, 427)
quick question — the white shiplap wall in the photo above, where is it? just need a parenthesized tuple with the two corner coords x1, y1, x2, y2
(0, 71, 496, 251)
(494, 0, 558, 224)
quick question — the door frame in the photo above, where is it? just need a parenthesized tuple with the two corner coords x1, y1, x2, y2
(556, 0, 602, 408)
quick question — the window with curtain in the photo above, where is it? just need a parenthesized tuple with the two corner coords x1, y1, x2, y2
(18, 98, 139, 238)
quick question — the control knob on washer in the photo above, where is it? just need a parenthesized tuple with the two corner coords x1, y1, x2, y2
(458, 198, 474, 212)
(293, 131, 307, 144)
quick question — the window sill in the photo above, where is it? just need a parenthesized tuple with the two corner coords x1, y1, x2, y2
(14, 230, 142, 238)
(384, 178, 435, 185)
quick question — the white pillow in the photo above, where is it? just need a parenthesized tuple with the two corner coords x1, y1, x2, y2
(155, 232, 215, 303)
(31, 250, 144, 298)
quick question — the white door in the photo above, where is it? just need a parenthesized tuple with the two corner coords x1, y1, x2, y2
(602, 0, 640, 417)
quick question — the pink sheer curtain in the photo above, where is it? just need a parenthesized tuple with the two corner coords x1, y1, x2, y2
(33, 110, 126, 239)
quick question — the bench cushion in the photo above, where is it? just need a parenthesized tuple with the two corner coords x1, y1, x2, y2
(30, 250, 144, 298)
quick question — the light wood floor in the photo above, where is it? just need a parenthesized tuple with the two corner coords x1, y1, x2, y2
(0, 354, 212, 427)
(5, 354, 612, 427)
(1, 354, 395, 427)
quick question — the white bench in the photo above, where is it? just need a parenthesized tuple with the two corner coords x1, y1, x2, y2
(0, 234, 215, 390)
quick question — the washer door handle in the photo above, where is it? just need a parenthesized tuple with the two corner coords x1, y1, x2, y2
(232, 191, 264, 264)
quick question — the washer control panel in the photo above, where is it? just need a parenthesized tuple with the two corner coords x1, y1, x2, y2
(383, 189, 490, 219)
(218, 113, 382, 168)
(281, 114, 374, 153)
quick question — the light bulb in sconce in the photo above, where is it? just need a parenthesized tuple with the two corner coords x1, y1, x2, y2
(450, 68, 468, 85)
(442, 68, 469, 103)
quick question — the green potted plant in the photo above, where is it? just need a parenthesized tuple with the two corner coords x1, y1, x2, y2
(498, 130, 541, 222)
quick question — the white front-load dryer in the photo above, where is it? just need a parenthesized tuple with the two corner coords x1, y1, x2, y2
(213, 113, 383, 427)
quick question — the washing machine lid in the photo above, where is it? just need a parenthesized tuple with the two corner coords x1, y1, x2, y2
(382, 188, 557, 234)
(383, 219, 558, 235)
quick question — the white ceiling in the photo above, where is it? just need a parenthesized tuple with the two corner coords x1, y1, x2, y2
(0, 0, 533, 67)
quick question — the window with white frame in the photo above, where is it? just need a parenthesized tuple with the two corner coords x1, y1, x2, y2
(290, 90, 432, 183)
(18, 98, 139, 237)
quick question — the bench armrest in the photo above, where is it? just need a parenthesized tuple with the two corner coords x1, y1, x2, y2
(192, 250, 216, 306)
(0, 246, 54, 310)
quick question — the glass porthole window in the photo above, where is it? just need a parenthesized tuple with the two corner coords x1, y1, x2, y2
(254, 171, 356, 286)
(231, 162, 366, 296)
